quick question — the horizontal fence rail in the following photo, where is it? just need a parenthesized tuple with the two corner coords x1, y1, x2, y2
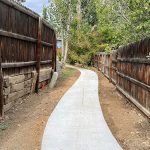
(94, 37, 150, 118)
(0, 0, 56, 117)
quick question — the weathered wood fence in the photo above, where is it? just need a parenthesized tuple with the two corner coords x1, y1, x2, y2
(94, 37, 150, 118)
(0, 0, 56, 117)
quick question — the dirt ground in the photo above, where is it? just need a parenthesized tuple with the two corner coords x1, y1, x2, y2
(96, 70, 150, 150)
(0, 68, 80, 150)
(0, 67, 150, 150)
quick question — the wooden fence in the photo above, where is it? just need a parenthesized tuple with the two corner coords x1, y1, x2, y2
(94, 37, 150, 118)
(0, 0, 56, 117)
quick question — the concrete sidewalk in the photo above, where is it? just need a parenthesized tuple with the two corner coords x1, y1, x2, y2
(42, 68, 122, 150)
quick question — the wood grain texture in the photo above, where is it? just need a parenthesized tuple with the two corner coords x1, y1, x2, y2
(0, 0, 56, 114)
(94, 37, 150, 117)
(0, 41, 4, 117)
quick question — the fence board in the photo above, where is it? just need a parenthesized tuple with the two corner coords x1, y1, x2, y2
(35, 17, 42, 93)
(94, 37, 150, 118)
(0, 0, 56, 115)
(0, 44, 4, 117)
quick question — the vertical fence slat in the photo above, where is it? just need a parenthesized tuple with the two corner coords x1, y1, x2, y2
(109, 54, 112, 82)
(0, 47, 4, 118)
(0, 0, 57, 116)
(52, 33, 56, 71)
(35, 17, 42, 93)
(94, 38, 150, 118)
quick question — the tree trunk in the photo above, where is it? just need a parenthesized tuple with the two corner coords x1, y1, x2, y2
(62, 0, 71, 65)
(61, 30, 65, 63)
(76, 0, 82, 44)
(63, 39, 69, 64)
(77, 0, 81, 29)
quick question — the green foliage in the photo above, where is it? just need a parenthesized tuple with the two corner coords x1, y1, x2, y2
(81, 0, 98, 26)
(42, 6, 48, 20)
(61, 68, 77, 80)
(68, 20, 103, 65)
(43, 0, 150, 65)
(96, 0, 150, 47)
(0, 122, 8, 132)
(67, 0, 103, 65)
(57, 51, 62, 61)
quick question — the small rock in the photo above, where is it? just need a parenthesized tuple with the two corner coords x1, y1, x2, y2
(17, 124, 21, 127)
(5, 115, 9, 120)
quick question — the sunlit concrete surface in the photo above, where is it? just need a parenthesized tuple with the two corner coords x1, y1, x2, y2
(42, 68, 122, 150)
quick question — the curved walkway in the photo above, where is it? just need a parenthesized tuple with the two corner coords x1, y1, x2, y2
(42, 68, 122, 150)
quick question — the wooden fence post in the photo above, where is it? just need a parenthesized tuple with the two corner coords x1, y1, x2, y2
(93, 55, 95, 67)
(94, 55, 96, 68)
(52, 33, 56, 71)
(0, 46, 4, 118)
(35, 17, 42, 93)
(97, 55, 99, 70)
(97, 55, 98, 70)
(109, 53, 112, 82)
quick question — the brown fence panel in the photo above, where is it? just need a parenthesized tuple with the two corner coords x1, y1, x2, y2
(104, 54, 111, 79)
(117, 38, 150, 117)
(94, 37, 150, 118)
(0, 45, 4, 117)
(41, 20, 54, 67)
(111, 50, 117, 84)
(0, 0, 56, 116)
(94, 52, 112, 80)
(94, 54, 98, 68)
(94, 52, 101, 70)
(94, 52, 104, 72)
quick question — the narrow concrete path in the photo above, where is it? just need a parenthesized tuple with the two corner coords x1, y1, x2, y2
(42, 68, 122, 150)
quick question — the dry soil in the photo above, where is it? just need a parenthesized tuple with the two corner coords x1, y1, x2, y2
(96, 70, 150, 150)
(0, 68, 80, 150)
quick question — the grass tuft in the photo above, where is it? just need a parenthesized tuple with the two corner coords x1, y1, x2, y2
(0, 122, 8, 132)
(61, 68, 77, 80)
